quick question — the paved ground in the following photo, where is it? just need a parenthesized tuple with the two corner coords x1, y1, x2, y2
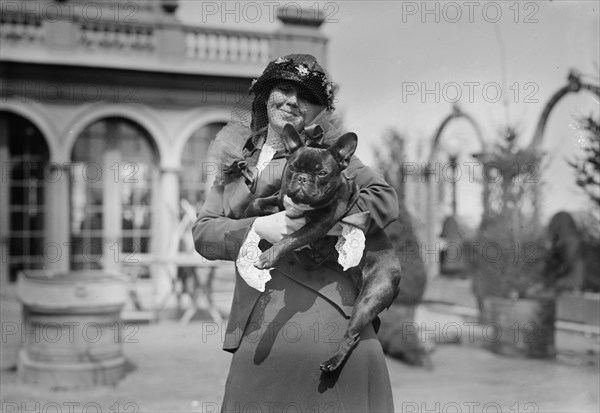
(1, 305, 599, 413)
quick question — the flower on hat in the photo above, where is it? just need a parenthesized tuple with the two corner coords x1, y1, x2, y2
(296, 64, 309, 77)
(250, 54, 336, 111)
(324, 82, 333, 96)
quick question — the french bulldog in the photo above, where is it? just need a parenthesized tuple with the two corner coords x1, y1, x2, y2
(243, 123, 402, 372)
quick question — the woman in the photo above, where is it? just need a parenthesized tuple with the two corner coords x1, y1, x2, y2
(193, 54, 398, 412)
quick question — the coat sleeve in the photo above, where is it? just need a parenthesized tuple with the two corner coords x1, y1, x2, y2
(344, 155, 399, 234)
(192, 183, 256, 262)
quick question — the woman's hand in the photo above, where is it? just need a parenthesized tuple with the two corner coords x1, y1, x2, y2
(252, 211, 306, 244)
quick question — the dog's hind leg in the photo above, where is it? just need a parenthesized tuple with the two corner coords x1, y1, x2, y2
(320, 247, 401, 372)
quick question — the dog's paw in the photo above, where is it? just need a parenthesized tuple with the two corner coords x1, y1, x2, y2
(255, 252, 275, 270)
(320, 353, 346, 372)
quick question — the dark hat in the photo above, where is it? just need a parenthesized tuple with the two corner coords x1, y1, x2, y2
(249, 54, 336, 111)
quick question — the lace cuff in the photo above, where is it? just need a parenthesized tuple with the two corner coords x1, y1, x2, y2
(236, 214, 368, 292)
(335, 222, 366, 271)
(235, 227, 272, 292)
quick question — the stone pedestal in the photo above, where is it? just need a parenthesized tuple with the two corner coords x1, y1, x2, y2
(482, 297, 556, 358)
(17, 270, 129, 388)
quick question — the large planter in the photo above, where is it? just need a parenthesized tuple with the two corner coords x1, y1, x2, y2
(378, 304, 432, 367)
(481, 296, 556, 358)
(0, 291, 21, 371)
(17, 270, 129, 389)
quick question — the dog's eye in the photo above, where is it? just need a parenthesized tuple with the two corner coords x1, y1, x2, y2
(318, 170, 328, 176)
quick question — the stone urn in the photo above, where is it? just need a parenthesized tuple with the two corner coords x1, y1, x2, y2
(482, 296, 556, 358)
(17, 270, 130, 389)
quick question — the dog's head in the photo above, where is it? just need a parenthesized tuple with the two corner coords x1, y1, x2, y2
(280, 123, 357, 208)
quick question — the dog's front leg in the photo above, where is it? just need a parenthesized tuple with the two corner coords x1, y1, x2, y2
(255, 219, 333, 269)
(243, 195, 281, 218)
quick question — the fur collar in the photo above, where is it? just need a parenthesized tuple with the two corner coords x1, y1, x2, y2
(209, 111, 347, 183)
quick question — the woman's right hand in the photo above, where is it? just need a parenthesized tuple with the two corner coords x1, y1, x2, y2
(252, 211, 306, 244)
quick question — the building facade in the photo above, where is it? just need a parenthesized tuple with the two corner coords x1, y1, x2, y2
(0, 0, 328, 295)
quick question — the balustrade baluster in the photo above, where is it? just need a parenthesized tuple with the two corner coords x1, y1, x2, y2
(185, 31, 196, 58)
(239, 36, 249, 62)
(14, 20, 25, 43)
(259, 38, 270, 63)
(78, 26, 86, 47)
(109, 27, 119, 50)
(142, 29, 150, 52)
(219, 34, 229, 61)
(90, 26, 100, 50)
(35, 20, 43, 44)
(132, 28, 142, 51)
(198, 32, 207, 59)
(25, 21, 34, 43)
(146, 29, 155, 52)
(249, 37, 258, 63)
(229, 35, 239, 62)
(116, 29, 127, 52)
(207, 33, 217, 60)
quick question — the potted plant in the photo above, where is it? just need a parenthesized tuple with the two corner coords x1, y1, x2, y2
(470, 127, 557, 358)
(569, 114, 600, 293)
(373, 130, 430, 366)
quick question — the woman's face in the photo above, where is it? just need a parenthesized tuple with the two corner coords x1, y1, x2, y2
(266, 82, 325, 135)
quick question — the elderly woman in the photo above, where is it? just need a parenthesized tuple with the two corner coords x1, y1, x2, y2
(193, 54, 398, 412)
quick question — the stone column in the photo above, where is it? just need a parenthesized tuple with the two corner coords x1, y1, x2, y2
(103, 122, 121, 272)
(0, 116, 9, 284)
(44, 163, 71, 274)
(152, 166, 180, 308)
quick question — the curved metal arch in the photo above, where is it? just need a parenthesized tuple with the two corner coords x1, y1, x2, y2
(528, 70, 600, 151)
(427, 104, 486, 164)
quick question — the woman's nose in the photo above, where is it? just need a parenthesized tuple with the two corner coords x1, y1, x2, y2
(285, 91, 299, 107)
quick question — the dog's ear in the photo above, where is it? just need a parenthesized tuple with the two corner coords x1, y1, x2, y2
(328, 132, 357, 168)
(281, 124, 304, 154)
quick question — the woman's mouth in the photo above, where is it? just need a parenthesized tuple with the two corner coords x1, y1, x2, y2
(279, 108, 299, 117)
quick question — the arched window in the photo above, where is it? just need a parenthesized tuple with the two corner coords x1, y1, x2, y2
(0, 112, 50, 282)
(179, 122, 225, 209)
(70, 118, 158, 270)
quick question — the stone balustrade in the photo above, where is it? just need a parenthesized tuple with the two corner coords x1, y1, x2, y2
(0, 11, 44, 44)
(77, 20, 156, 54)
(0, 8, 323, 77)
(184, 26, 271, 65)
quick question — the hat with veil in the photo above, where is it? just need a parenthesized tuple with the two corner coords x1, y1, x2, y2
(209, 53, 342, 184)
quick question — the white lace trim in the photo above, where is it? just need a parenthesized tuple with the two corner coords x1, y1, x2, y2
(235, 228, 272, 292)
(236, 222, 366, 292)
(335, 223, 366, 271)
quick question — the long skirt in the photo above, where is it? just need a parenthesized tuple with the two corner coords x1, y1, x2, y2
(221, 270, 395, 413)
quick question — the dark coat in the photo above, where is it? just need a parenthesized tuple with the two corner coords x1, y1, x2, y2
(192, 129, 399, 352)
(192, 121, 399, 412)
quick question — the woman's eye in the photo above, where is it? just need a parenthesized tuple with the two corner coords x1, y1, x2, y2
(298, 91, 313, 102)
(288, 165, 296, 172)
(318, 170, 328, 176)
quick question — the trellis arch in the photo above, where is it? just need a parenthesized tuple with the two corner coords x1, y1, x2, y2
(427, 104, 486, 164)
(528, 70, 600, 152)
